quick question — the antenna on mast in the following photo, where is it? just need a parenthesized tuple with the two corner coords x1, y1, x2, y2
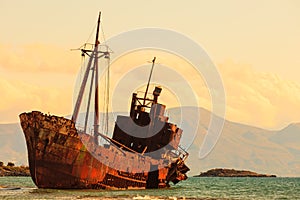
(143, 57, 156, 105)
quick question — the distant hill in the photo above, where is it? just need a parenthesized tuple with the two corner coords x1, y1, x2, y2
(0, 123, 27, 165)
(0, 107, 299, 177)
(270, 123, 300, 148)
(180, 107, 300, 177)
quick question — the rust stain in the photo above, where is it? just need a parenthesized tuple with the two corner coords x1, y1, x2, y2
(20, 88, 189, 189)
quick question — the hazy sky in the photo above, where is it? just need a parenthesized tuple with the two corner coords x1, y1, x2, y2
(1, 0, 300, 129)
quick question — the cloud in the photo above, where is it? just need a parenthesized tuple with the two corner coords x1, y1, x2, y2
(0, 77, 73, 123)
(219, 59, 300, 129)
(0, 43, 84, 123)
(0, 43, 80, 74)
(1, 42, 300, 130)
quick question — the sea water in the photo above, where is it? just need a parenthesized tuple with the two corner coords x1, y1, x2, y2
(0, 176, 299, 199)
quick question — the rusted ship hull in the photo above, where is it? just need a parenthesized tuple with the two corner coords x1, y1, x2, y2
(19, 111, 188, 189)
(19, 13, 189, 190)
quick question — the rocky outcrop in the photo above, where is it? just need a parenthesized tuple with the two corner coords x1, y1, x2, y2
(194, 168, 276, 177)
(0, 164, 30, 176)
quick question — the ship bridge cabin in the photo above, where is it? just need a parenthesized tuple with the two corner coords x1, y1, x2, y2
(112, 87, 183, 156)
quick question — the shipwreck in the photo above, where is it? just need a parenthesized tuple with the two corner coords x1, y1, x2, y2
(19, 12, 189, 189)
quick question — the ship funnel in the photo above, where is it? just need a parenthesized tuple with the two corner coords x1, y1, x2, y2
(153, 86, 162, 104)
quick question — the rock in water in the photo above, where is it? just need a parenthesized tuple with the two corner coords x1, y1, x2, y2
(194, 168, 276, 177)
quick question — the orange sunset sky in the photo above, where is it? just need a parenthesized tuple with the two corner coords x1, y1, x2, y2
(1, 0, 300, 130)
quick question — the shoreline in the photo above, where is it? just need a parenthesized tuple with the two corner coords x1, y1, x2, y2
(0, 165, 30, 177)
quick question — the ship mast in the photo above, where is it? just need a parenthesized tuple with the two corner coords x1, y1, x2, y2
(143, 57, 156, 106)
(94, 12, 101, 142)
(72, 12, 109, 143)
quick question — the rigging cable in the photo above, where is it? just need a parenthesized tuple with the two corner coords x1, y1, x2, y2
(86, 23, 97, 44)
(105, 51, 110, 135)
(101, 61, 107, 134)
(101, 55, 110, 136)
(101, 24, 106, 45)
(100, 23, 110, 135)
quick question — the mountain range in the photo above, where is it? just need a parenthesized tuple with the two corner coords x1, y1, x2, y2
(0, 107, 299, 177)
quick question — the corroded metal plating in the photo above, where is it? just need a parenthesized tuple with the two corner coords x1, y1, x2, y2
(20, 111, 189, 189)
